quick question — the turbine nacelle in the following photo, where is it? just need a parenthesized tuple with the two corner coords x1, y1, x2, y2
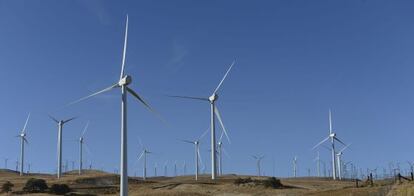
(119, 75, 132, 86)
(20, 133, 26, 137)
(209, 94, 218, 103)
(79, 137, 84, 142)
(329, 133, 336, 138)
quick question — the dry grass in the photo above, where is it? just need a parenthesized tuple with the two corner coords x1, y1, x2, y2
(0, 169, 407, 195)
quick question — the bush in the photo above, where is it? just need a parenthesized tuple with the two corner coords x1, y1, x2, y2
(23, 178, 48, 193)
(1, 181, 14, 193)
(234, 177, 253, 185)
(49, 184, 71, 195)
(262, 177, 283, 188)
(234, 177, 283, 188)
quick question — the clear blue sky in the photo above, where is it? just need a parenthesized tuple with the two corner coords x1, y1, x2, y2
(1, 0, 414, 177)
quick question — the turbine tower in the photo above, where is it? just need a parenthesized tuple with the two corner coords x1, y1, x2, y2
(336, 144, 351, 180)
(79, 121, 90, 175)
(252, 155, 264, 177)
(314, 151, 320, 177)
(68, 15, 160, 196)
(170, 60, 235, 180)
(313, 109, 346, 180)
(16, 113, 30, 176)
(293, 156, 298, 177)
(49, 115, 76, 179)
(179, 128, 208, 180)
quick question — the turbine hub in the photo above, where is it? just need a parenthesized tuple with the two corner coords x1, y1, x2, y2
(209, 94, 218, 102)
(119, 75, 132, 86)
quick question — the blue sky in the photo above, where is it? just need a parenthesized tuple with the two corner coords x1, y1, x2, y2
(1, 0, 414, 177)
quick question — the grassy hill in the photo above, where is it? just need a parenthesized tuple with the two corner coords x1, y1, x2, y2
(0, 169, 405, 195)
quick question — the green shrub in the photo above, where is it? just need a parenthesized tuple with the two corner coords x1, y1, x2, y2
(23, 178, 48, 193)
(49, 184, 71, 195)
(1, 181, 14, 193)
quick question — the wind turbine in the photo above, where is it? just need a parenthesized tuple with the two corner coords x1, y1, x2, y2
(78, 121, 90, 175)
(252, 155, 264, 177)
(336, 143, 351, 180)
(313, 109, 346, 180)
(293, 156, 297, 177)
(49, 115, 76, 179)
(4, 158, 8, 169)
(217, 131, 231, 176)
(314, 151, 320, 177)
(179, 128, 208, 180)
(137, 147, 151, 181)
(154, 162, 158, 176)
(163, 161, 168, 176)
(16, 113, 30, 176)
(67, 15, 160, 196)
(170, 60, 235, 180)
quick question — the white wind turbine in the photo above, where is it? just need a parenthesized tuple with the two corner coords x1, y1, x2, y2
(293, 156, 298, 177)
(314, 151, 320, 177)
(170, 60, 235, 180)
(49, 115, 76, 179)
(78, 121, 90, 175)
(336, 143, 351, 180)
(313, 109, 346, 180)
(67, 15, 160, 196)
(179, 128, 208, 180)
(252, 155, 264, 177)
(217, 131, 231, 176)
(16, 113, 30, 176)
(137, 147, 151, 181)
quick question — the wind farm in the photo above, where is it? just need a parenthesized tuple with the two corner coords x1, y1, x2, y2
(1, 1, 414, 196)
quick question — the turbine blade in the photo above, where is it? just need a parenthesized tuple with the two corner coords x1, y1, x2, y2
(339, 143, 351, 153)
(81, 121, 90, 137)
(334, 137, 346, 146)
(84, 143, 93, 156)
(63, 117, 77, 124)
(197, 148, 203, 167)
(222, 148, 231, 159)
(312, 136, 330, 150)
(48, 115, 59, 123)
(167, 95, 208, 101)
(23, 137, 29, 144)
(329, 109, 332, 134)
(67, 83, 119, 106)
(22, 113, 31, 134)
(137, 136, 144, 148)
(137, 151, 144, 161)
(219, 131, 225, 143)
(120, 15, 129, 80)
(198, 127, 210, 141)
(178, 139, 194, 144)
(213, 59, 236, 94)
(126, 87, 165, 123)
(214, 106, 231, 144)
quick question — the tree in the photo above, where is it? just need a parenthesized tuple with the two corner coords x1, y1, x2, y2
(23, 178, 48, 193)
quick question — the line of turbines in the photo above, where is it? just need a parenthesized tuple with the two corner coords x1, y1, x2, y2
(2, 15, 414, 196)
